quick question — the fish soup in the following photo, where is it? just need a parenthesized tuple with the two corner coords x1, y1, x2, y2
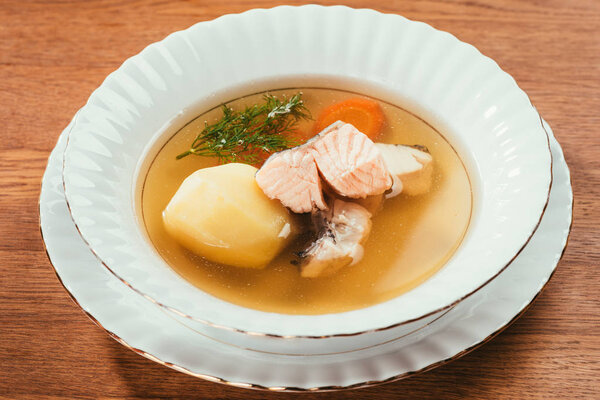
(140, 88, 472, 314)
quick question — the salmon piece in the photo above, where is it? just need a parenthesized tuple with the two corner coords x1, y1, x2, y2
(254, 121, 344, 213)
(375, 143, 434, 197)
(255, 146, 327, 214)
(256, 121, 393, 213)
(311, 122, 392, 198)
(298, 199, 372, 278)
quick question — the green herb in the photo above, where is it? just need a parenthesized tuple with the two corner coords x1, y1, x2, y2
(176, 92, 311, 164)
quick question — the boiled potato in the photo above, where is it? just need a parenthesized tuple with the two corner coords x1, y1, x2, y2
(163, 163, 298, 269)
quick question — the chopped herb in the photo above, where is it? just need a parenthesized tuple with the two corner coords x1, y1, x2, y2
(176, 93, 311, 164)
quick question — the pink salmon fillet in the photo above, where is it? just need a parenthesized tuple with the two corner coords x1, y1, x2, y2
(256, 121, 392, 212)
(255, 146, 327, 213)
(311, 123, 392, 198)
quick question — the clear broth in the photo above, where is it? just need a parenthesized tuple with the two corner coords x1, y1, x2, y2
(141, 88, 472, 314)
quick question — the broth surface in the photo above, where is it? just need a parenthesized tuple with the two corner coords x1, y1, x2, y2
(141, 88, 472, 314)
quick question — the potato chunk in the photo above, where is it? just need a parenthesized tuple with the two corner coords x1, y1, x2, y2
(163, 163, 298, 269)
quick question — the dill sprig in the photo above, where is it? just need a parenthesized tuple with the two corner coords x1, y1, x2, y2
(176, 92, 311, 164)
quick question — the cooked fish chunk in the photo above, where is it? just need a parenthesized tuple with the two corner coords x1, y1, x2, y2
(255, 146, 327, 214)
(311, 122, 392, 199)
(254, 120, 361, 213)
(375, 143, 434, 197)
(299, 199, 372, 278)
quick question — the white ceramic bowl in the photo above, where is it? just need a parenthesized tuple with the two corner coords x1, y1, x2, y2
(62, 6, 551, 353)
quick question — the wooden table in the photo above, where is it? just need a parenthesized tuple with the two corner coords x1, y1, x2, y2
(1, 0, 598, 398)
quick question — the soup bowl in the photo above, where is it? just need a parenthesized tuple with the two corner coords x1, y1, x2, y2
(62, 5, 551, 354)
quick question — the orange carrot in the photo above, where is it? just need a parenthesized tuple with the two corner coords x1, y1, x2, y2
(313, 97, 385, 140)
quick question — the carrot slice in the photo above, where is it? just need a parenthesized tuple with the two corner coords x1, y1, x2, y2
(313, 97, 385, 139)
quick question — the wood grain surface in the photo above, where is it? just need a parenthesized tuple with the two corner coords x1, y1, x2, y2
(1, 0, 598, 398)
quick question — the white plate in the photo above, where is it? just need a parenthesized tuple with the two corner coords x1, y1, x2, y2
(41, 118, 571, 391)
(61, 5, 552, 340)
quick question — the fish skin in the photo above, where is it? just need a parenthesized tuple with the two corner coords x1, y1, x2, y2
(299, 199, 372, 278)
